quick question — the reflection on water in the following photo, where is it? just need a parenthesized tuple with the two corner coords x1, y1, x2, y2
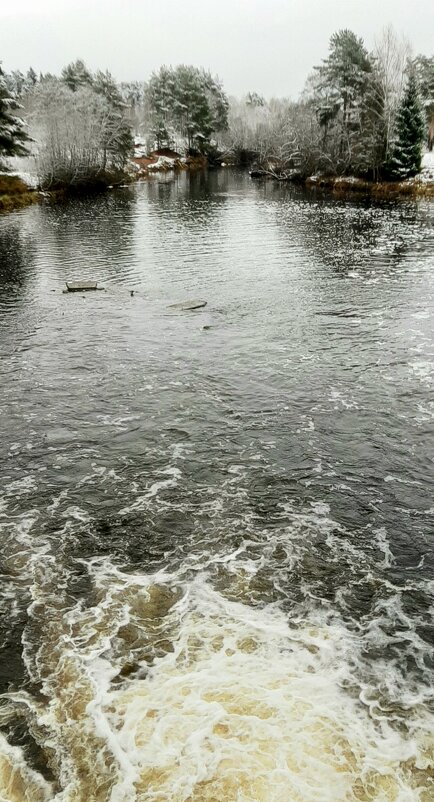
(0, 171, 433, 800)
(0, 226, 37, 321)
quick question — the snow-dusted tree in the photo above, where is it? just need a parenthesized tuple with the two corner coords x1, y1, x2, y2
(223, 95, 319, 177)
(246, 92, 265, 107)
(413, 54, 434, 149)
(92, 70, 133, 167)
(61, 59, 92, 92)
(4, 69, 26, 97)
(288, 100, 324, 176)
(30, 79, 132, 187)
(119, 81, 148, 133)
(4, 66, 40, 99)
(315, 31, 372, 121)
(386, 70, 425, 178)
(222, 95, 270, 161)
(27, 67, 38, 87)
(373, 27, 410, 163)
(312, 30, 375, 173)
(146, 66, 175, 149)
(0, 65, 30, 167)
(147, 65, 228, 152)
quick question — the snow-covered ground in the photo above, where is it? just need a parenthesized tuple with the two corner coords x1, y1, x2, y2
(2, 156, 39, 187)
(133, 137, 148, 158)
(420, 150, 434, 182)
(422, 150, 434, 169)
(147, 155, 186, 171)
(6, 170, 39, 188)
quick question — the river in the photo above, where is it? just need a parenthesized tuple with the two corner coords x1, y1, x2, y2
(0, 170, 433, 801)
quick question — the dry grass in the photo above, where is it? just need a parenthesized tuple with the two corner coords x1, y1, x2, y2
(0, 174, 39, 213)
(0, 174, 34, 193)
(0, 193, 38, 213)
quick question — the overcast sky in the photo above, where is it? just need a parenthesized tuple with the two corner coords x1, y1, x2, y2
(1, 0, 433, 97)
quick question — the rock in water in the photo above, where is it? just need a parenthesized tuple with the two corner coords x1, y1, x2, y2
(168, 299, 207, 311)
(65, 281, 99, 292)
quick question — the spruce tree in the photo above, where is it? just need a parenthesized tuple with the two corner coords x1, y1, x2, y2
(0, 65, 30, 167)
(387, 71, 425, 178)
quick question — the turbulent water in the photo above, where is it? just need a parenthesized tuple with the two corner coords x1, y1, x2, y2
(0, 170, 433, 801)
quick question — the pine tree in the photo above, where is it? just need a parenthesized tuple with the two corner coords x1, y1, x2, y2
(61, 59, 92, 92)
(0, 66, 30, 167)
(246, 92, 265, 107)
(312, 30, 375, 173)
(27, 67, 38, 86)
(387, 71, 425, 178)
(147, 65, 228, 152)
(92, 70, 133, 168)
(315, 30, 373, 131)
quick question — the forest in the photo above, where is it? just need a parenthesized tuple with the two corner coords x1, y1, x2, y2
(1, 26, 434, 191)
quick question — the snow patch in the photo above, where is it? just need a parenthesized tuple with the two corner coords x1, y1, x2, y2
(7, 171, 39, 188)
(418, 150, 434, 183)
(147, 156, 177, 171)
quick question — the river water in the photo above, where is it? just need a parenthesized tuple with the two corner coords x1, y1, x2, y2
(0, 170, 433, 801)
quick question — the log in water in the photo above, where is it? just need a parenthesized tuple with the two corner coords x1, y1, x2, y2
(0, 170, 433, 801)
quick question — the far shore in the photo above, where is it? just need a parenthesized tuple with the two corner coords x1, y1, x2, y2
(2, 156, 434, 215)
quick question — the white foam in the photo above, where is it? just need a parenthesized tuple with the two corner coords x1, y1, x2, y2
(0, 556, 431, 802)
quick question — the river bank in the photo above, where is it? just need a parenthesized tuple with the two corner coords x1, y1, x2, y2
(0, 151, 209, 213)
(0, 174, 40, 213)
(304, 173, 434, 197)
(2, 153, 434, 215)
(248, 150, 434, 197)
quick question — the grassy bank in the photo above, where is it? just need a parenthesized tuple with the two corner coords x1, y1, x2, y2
(0, 170, 136, 214)
(304, 174, 434, 197)
(0, 175, 39, 213)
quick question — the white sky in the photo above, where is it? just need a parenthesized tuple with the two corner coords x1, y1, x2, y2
(1, 0, 433, 97)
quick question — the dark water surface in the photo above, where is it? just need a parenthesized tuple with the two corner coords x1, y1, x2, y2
(0, 170, 433, 801)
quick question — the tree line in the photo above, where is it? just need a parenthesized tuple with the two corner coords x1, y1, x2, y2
(225, 28, 433, 180)
(1, 26, 434, 189)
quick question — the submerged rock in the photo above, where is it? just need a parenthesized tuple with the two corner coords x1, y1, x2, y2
(64, 281, 102, 293)
(168, 300, 207, 311)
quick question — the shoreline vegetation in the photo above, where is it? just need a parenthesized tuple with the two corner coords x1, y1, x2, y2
(2, 153, 434, 215)
(0, 149, 434, 214)
(2, 26, 434, 212)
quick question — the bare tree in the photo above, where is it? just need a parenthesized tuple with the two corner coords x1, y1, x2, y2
(374, 26, 412, 161)
(28, 80, 131, 188)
